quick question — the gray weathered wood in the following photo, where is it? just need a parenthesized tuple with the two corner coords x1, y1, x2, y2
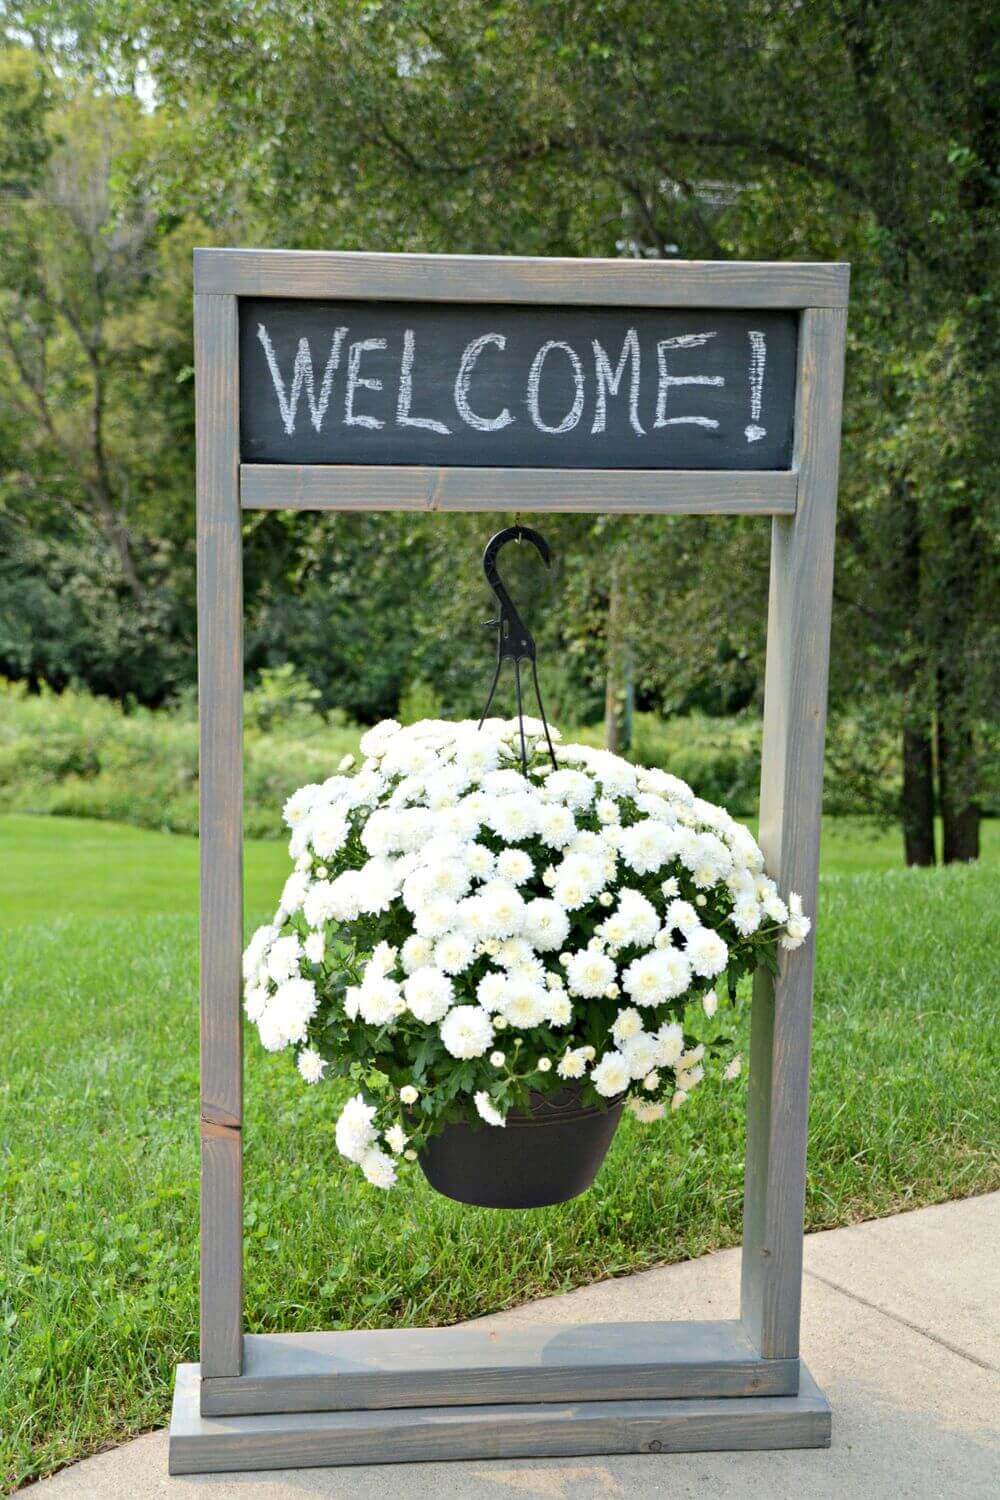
(195, 248, 849, 309)
(171, 1362, 831, 1474)
(740, 306, 848, 1362)
(195, 291, 244, 1378)
(200, 1321, 797, 1416)
(240, 464, 798, 516)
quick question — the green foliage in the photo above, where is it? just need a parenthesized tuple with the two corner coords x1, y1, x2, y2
(1, 813, 997, 1487)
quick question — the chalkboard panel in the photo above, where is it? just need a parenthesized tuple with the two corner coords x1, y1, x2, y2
(239, 299, 797, 470)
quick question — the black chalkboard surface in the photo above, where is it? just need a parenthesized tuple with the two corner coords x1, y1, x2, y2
(239, 299, 797, 470)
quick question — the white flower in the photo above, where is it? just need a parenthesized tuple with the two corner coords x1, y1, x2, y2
(536, 1056, 552, 1073)
(486, 794, 540, 843)
(440, 1005, 494, 1059)
(266, 934, 302, 985)
(544, 991, 573, 1026)
(619, 820, 674, 875)
(338, 753, 355, 772)
(622, 1032, 659, 1080)
(702, 988, 719, 1018)
(279, 870, 311, 916)
(335, 1094, 378, 1162)
(654, 1021, 685, 1067)
(665, 898, 700, 934)
(730, 901, 762, 936)
(474, 1091, 506, 1127)
(367, 940, 398, 978)
(557, 1046, 590, 1080)
(612, 1007, 643, 1043)
(434, 931, 475, 975)
(500, 975, 549, 1029)
(326, 870, 368, 921)
(304, 931, 325, 965)
(660, 876, 680, 898)
(628, 1098, 665, 1123)
(724, 1053, 743, 1080)
(242, 923, 277, 982)
(671, 1089, 688, 1111)
(781, 911, 812, 950)
(385, 1123, 408, 1154)
(477, 880, 526, 939)
(623, 948, 691, 1006)
(465, 842, 495, 879)
(544, 768, 595, 809)
(263, 976, 317, 1047)
(763, 891, 789, 924)
(496, 848, 534, 884)
(537, 804, 577, 848)
(591, 1050, 630, 1097)
(244, 981, 269, 1023)
(403, 967, 454, 1023)
(686, 927, 729, 978)
(297, 1046, 326, 1084)
(565, 949, 616, 999)
(357, 975, 404, 1026)
(522, 898, 571, 952)
(399, 1085, 419, 1105)
(310, 808, 350, 860)
(489, 1050, 506, 1067)
(401, 934, 433, 973)
(413, 895, 460, 938)
(359, 720, 401, 758)
(596, 798, 620, 824)
(361, 1147, 397, 1189)
(283, 783, 322, 828)
(476, 970, 508, 1012)
(676, 1063, 705, 1091)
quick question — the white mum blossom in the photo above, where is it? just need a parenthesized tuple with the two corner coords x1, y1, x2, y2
(440, 1005, 494, 1059)
(592, 1050, 630, 1097)
(403, 967, 454, 1023)
(360, 1147, 397, 1189)
(557, 1046, 590, 1080)
(702, 988, 719, 1018)
(434, 931, 476, 975)
(612, 1006, 643, 1044)
(297, 1046, 326, 1084)
(385, 1123, 408, 1154)
(654, 1021, 685, 1068)
(496, 848, 534, 884)
(500, 975, 549, 1029)
(474, 1091, 506, 1127)
(357, 975, 404, 1026)
(400, 934, 433, 973)
(724, 1053, 743, 1080)
(477, 880, 526, 938)
(623, 948, 691, 1006)
(629, 1098, 666, 1123)
(685, 927, 729, 978)
(622, 1031, 659, 1080)
(522, 898, 571, 952)
(335, 1094, 378, 1162)
(359, 720, 401, 758)
(565, 949, 616, 999)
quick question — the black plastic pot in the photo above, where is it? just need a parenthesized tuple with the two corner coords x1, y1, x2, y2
(417, 1086, 625, 1210)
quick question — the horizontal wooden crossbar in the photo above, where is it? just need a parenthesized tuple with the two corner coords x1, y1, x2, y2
(240, 464, 798, 515)
(171, 1361, 829, 1473)
(195, 248, 849, 308)
(199, 1321, 798, 1416)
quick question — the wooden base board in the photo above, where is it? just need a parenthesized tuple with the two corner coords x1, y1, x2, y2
(201, 1320, 797, 1415)
(168, 1361, 831, 1474)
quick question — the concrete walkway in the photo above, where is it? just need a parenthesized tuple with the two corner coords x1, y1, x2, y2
(30, 1193, 1000, 1498)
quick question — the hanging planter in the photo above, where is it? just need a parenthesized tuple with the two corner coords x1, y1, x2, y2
(417, 1085, 626, 1210)
(242, 528, 812, 1207)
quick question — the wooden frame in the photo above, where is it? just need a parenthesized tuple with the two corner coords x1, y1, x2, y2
(171, 250, 848, 1474)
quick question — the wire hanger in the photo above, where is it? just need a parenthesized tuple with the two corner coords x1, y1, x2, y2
(478, 524, 559, 776)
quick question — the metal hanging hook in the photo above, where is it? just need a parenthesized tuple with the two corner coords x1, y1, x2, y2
(478, 524, 559, 776)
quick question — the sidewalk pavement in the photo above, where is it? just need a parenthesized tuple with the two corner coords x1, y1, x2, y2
(29, 1192, 1000, 1498)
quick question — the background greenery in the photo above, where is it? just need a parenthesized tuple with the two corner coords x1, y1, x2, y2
(1, 2, 996, 867)
(1, 812, 997, 1490)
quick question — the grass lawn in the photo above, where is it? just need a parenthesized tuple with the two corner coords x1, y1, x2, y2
(1, 814, 998, 1490)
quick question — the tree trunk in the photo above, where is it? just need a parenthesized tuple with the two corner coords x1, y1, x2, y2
(603, 555, 633, 755)
(901, 723, 936, 865)
(937, 680, 980, 862)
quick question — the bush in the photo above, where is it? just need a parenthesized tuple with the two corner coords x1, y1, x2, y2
(0, 683, 907, 838)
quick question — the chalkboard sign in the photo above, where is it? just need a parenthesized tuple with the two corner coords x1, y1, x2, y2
(239, 299, 797, 471)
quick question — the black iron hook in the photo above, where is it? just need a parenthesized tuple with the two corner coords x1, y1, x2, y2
(478, 524, 558, 775)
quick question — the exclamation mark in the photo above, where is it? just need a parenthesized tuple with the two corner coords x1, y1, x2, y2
(745, 331, 766, 443)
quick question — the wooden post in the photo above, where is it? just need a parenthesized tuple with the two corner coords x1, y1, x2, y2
(195, 291, 244, 1380)
(740, 306, 848, 1362)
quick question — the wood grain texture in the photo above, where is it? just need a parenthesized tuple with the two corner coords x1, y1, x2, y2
(740, 307, 848, 1362)
(195, 248, 849, 309)
(171, 1362, 831, 1474)
(200, 1321, 797, 1416)
(239, 464, 798, 515)
(195, 291, 244, 1378)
